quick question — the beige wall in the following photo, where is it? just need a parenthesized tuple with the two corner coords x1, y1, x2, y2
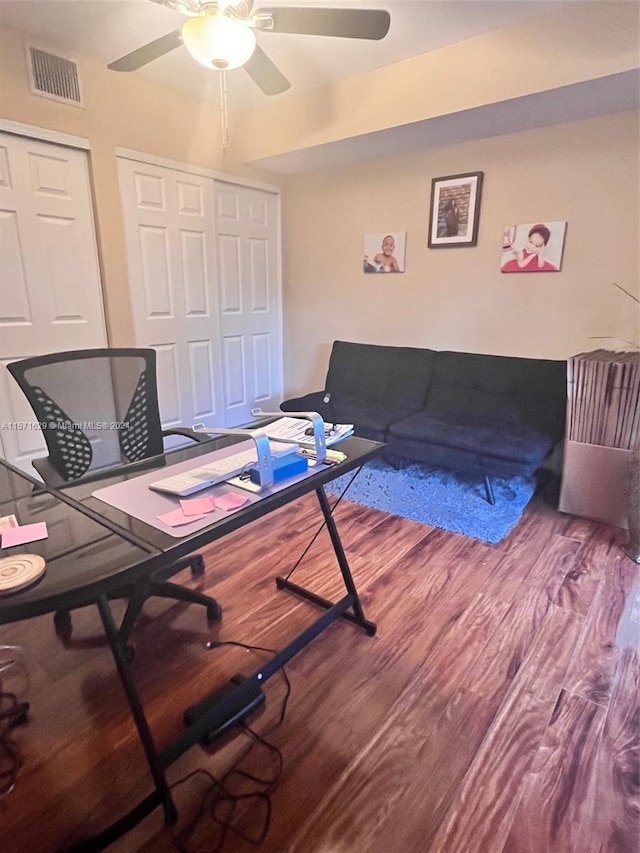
(0, 24, 281, 345)
(281, 111, 640, 396)
(233, 1, 639, 164)
(2, 17, 638, 402)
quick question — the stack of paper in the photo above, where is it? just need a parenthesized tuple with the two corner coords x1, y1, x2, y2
(260, 417, 354, 447)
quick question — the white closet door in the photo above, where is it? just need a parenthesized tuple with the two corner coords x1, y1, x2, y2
(215, 181, 283, 426)
(118, 157, 225, 434)
(119, 157, 283, 431)
(0, 132, 107, 473)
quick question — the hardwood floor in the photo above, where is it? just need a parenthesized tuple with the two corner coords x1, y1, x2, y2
(0, 492, 637, 853)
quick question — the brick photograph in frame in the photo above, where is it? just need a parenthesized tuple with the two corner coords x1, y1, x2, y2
(428, 171, 483, 248)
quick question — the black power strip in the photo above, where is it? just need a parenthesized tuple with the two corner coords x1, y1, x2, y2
(184, 674, 265, 746)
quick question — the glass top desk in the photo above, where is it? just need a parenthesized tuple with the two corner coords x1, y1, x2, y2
(0, 461, 159, 624)
(0, 434, 382, 851)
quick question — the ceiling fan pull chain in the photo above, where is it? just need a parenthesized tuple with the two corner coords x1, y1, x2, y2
(219, 69, 230, 156)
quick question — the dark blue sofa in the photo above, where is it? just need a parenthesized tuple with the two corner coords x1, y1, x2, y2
(280, 340, 566, 501)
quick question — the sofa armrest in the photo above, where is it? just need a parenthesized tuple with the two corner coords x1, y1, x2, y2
(280, 391, 329, 413)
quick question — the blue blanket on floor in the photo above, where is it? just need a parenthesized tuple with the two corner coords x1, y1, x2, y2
(325, 458, 536, 543)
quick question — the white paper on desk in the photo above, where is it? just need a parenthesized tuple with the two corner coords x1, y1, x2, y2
(261, 417, 354, 447)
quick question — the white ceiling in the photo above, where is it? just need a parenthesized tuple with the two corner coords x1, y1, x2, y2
(0, 0, 573, 111)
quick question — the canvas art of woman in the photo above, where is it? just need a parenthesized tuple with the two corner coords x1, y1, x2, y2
(501, 222, 566, 273)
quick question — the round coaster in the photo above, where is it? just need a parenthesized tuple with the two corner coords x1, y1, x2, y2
(0, 554, 46, 595)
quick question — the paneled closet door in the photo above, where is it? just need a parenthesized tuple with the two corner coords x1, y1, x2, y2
(215, 181, 283, 426)
(0, 131, 107, 473)
(117, 157, 225, 434)
(118, 156, 283, 431)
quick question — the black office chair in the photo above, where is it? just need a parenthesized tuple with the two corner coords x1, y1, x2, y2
(7, 348, 221, 652)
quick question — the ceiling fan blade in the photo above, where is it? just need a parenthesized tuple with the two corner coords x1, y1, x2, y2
(258, 7, 391, 40)
(108, 30, 182, 72)
(244, 44, 291, 95)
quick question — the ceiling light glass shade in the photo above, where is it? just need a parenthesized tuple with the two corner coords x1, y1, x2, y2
(181, 15, 256, 71)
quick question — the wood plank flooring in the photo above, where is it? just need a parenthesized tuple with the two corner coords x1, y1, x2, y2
(0, 492, 637, 853)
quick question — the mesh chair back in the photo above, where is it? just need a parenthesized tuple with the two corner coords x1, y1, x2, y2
(7, 349, 165, 481)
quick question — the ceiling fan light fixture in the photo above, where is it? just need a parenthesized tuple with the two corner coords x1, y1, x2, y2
(181, 14, 256, 70)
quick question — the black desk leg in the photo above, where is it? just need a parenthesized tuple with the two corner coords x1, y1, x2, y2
(275, 486, 377, 636)
(68, 598, 177, 850)
(96, 596, 177, 827)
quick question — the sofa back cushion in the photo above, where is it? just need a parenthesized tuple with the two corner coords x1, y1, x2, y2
(325, 341, 435, 413)
(426, 351, 566, 439)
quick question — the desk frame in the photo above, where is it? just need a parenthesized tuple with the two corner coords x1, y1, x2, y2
(0, 442, 379, 851)
(64, 472, 377, 851)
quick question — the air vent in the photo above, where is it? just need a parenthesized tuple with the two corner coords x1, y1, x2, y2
(27, 45, 83, 107)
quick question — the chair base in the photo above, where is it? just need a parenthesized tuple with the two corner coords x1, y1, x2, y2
(53, 553, 221, 649)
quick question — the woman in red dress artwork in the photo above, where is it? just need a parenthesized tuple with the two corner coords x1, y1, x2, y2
(501, 223, 558, 272)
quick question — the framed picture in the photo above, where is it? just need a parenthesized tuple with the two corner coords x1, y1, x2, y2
(500, 221, 567, 272)
(428, 171, 483, 248)
(363, 231, 406, 273)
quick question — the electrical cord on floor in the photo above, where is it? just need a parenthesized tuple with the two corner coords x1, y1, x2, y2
(282, 465, 362, 584)
(0, 686, 29, 798)
(0, 646, 29, 800)
(170, 640, 292, 853)
(0, 646, 29, 798)
(169, 469, 361, 849)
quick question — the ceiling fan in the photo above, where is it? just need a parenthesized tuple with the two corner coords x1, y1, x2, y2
(108, 1, 391, 96)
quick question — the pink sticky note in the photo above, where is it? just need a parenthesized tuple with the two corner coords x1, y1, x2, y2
(157, 508, 206, 527)
(180, 496, 216, 516)
(1, 522, 48, 548)
(216, 492, 249, 511)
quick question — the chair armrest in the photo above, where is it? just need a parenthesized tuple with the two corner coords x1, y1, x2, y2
(161, 427, 210, 444)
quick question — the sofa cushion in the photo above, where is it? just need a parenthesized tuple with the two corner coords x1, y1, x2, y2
(425, 351, 566, 441)
(325, 341, 435, 413)
(281, 391, 407, 442)
(326, 398, 413, 442)
(383, 435, 542, 478)
(388, 411, 555, 466)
